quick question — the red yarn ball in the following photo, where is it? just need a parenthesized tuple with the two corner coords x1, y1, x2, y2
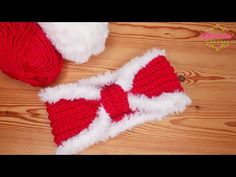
(0, 22, 63, 87)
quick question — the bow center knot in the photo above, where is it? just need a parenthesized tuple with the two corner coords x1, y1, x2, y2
(100, 84, 131, 122)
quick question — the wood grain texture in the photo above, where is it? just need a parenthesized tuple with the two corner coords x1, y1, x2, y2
(0, 22, 236, 154)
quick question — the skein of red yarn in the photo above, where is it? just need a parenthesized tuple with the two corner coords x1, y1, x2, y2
(0, 22, 63, 87)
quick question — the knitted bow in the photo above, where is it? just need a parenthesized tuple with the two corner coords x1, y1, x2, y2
(39, 49, 191, 154)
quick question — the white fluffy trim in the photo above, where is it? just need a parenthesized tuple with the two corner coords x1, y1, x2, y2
(38, 22, 109, 63)
(107, 91, 191, 138)
(38, 48, 166, 103)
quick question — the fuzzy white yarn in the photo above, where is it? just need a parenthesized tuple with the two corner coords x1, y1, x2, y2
(38, 22, 109, 63)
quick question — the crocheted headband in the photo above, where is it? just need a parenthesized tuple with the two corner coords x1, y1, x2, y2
(39, 49, 191, 154)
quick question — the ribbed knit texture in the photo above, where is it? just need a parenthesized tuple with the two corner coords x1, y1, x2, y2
(46, 55, 183, 145)
(131, 56, 183, 96)
(0, 22, 63, 87)
(46, 99, 100, 145)
(101, 84, 131, 122)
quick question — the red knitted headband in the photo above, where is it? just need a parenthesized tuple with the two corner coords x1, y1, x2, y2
(39, 49, 191, 154)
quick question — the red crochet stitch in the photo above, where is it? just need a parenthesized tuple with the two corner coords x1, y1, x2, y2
(101, 84, 131, 122)
(46, 55, 183, 146)
(131, 56, 183, 96)
(46, 99, 100, 145)
(0, 22, 63, 87)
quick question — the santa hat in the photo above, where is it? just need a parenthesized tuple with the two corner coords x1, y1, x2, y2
(39, 49, 192, 154)
(0, 22, 109, 87)
(38, 22, 109, 63)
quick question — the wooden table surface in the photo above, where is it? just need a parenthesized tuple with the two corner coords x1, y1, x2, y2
(0, 22, 236, 154)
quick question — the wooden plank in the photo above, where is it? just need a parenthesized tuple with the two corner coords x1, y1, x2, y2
(0, 22, 236, 154)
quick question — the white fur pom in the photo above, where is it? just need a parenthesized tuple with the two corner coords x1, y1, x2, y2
(38, 22, 109, 63)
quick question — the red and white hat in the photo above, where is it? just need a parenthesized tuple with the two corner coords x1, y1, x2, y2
(39, 49, 191, 154)
(0, 22, 109, 87)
